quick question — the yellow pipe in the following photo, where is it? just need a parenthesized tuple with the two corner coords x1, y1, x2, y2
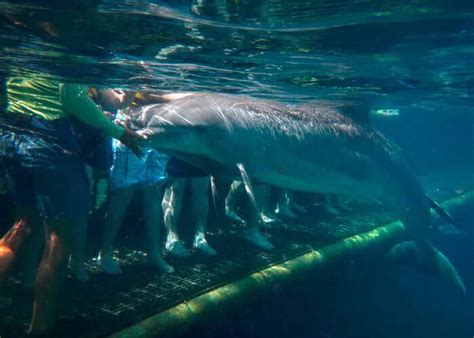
(110, 191, 474, 338)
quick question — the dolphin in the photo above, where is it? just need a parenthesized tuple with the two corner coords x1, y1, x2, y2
(131, 92, 465, 294)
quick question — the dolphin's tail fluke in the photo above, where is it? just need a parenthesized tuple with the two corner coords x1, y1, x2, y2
(387, 240, 466, 295)
(426, 194, 458, 227)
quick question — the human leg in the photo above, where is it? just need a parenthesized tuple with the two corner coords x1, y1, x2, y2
(0, 210, 35, 283)
(142, 184, 174, 272)
(28, 153, 91, 333)
(190, 177, 216, 256)
(28, 218, 72, 334)
(239, 180, 274, 250)
(323, 194, 340, 216)
(224, 180, 246, 224)
(98, 187, 135, 274)
(242, 205, 274, 250)
(162, 178, 189, 257)
(254, 183, 279, 226)
(70, 215, 90, 281)
(275, 189, 298, 219)
(335, 195, 352, 212)
(69, 167, 91, 281)
(0, 164, 39, 283)
(17, 210, 44, 288)
(287, 190, 307, 214)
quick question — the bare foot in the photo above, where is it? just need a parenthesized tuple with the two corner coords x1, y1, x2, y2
(71, 264, 91, 282)
(225, 208, 246, 225)
(260, 213, 280, 226)
(98, 252, 122, 275)
(291, 203, 308, 214)
(243, 229, 274, 250)
(147, 254, 175, 273)
(165, 240, 190, 257)
(193, 233, 217, 256)
(275, 204, 297, 219)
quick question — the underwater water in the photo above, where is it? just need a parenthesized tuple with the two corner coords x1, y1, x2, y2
(0, 1, 473, 338)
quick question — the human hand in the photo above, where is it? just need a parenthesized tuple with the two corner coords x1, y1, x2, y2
(119, 127, 146, 158)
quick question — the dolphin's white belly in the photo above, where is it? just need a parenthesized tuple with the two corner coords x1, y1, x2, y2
(256, 164, 384, 197)
(215, 136, 385, 197)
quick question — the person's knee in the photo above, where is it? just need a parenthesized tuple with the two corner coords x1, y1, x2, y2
(167, 203, 180, 222)
(162, 197, 171, 211)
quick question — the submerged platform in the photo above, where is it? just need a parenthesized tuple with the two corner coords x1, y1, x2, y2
(1, 170, 473, 338)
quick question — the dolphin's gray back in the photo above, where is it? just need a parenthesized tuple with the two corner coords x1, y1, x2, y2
(137, 93, 405, 171)
(138, 93, 370, 141)
(128, 93, 466, 287)
(133, 93, 411, 194)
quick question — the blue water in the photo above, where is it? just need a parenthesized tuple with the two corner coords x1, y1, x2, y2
(1, 1, 473, 168)
(0, 1, 473, 337)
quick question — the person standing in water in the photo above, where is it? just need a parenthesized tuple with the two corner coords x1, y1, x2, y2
(0, 75, 142, 334)
(162, 159, 217, 257)
(97, 97, 174, 275)
(68, 88, 136, 281)
(132, 91, 218, 257)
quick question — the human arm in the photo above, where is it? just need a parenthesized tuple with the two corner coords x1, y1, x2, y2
(61, 83, 144, 156)
(61, 83, 125, 139)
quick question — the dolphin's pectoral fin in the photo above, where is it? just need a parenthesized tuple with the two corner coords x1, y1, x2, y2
(426, 194, 456, 225)
(236, 163, 262, 218)
(387, 240, 466, 295)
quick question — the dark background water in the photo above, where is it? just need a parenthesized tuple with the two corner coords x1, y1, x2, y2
(0, 1, 473, 337)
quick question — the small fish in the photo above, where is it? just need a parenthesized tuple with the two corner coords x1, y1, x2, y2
(370, 108, 400, 117)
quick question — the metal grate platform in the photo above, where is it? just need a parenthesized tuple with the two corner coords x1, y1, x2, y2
(1, 208, 392, 338)
(1, 170, 472, 338)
